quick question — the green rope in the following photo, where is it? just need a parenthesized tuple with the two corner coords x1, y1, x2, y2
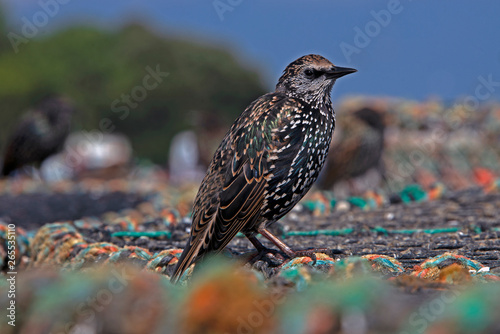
(373, 226, 460, 234)
(111, 225, 485, 241)
(285, 228, 354, 237)
(239, 226, 460, 237)
(236, 228, 354, 239)
(372, 226, 389, 235)
(400, 184, 428, 203)
(347, 197, 368, 209)
(111, 231, 172, 239)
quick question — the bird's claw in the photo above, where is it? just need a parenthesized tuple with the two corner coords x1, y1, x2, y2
(248, 248, 286, 266)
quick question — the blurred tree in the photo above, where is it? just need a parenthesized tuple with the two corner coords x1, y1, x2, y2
(0, 17, 266, 164)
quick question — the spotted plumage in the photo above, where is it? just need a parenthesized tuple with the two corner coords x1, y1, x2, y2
(1, 95, 74, 177)
(171, 55, 356, 282)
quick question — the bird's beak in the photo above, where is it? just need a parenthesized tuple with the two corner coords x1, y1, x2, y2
(325, 66, 357, 79)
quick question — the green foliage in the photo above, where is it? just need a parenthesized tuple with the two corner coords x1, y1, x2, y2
(0, 21, 266, 163)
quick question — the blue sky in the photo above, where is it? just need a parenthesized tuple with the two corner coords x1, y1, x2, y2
(2, 0, 500, 101)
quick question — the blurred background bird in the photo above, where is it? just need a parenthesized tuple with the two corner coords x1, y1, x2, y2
(1, 95, 75, 177)
(318, 106, 386, 193)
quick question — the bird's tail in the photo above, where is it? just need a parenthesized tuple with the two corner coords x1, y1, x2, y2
(170, 237, 203, 283)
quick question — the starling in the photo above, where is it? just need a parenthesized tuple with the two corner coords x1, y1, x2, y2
(171, 55, 356, 282)
(1, 95, 74, 177)
(318, 107, 386, 190)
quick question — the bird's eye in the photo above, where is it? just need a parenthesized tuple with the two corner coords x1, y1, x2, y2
(304, 68, 314, 78)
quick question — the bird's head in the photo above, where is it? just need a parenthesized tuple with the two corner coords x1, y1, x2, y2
(276, 54, 356, 103)
(353, 107, 385, 132)
(37, 95, 75, 113)
(35, 95, 75, 125)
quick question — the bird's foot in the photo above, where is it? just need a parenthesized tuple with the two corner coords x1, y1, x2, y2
(247, 247, 286, 267)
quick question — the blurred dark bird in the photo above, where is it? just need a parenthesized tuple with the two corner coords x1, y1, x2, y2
(318, 107, 386, 190)
(171, 55, 356, 282)
(1, 95, 74, 177)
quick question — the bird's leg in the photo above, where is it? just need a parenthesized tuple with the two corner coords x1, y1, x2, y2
(246, 234, 286, 265)
(258, 228, 332, 265)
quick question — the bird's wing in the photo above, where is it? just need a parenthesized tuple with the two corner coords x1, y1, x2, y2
(171, 93, 303, 281)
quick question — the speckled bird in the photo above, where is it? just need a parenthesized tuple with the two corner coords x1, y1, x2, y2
(1, 95, 74, 177)
(171, 55, 356, 282)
